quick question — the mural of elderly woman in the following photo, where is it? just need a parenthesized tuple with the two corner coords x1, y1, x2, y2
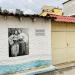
(12, 30, 19, 56)
(18, 29, 28, 55)
(8, 30, 14, 57)
(9, 30, 19, 57)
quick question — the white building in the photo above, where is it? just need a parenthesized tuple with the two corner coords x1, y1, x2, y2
(0, 11, 55, 75)
(63, 0, 75, 16)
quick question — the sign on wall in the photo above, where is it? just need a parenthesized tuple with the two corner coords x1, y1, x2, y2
(0, 18, 55, 75)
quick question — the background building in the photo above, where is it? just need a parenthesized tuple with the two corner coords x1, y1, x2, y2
(63, 0, 75, 16)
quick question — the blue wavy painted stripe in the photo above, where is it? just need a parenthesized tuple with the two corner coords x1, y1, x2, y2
(0, 60, 51, 74)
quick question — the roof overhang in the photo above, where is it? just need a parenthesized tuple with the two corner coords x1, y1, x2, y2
(0, 11, 55, 20)
(47, 14, 75, 23)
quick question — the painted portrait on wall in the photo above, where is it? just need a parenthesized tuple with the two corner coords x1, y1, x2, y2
(8, 28, 29, 57)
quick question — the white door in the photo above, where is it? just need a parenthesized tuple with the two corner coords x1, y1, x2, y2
(52, 22, 75, 65)
(67, 24, 75, 62)
(52, 22, 67, 65)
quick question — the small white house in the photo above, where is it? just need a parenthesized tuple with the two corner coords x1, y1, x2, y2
(0, 12, 55, 74)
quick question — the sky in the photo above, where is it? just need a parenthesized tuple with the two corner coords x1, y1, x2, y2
(0, 0, 67, 14)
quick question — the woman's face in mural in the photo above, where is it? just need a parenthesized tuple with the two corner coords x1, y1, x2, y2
(15, 30, 18, 35)
(18, 30, 22, 34)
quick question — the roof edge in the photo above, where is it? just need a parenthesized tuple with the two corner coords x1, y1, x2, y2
(63, 0, 72, 4)
(0, 12, 54, 20)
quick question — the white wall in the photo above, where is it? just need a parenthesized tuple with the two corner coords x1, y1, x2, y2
(63, 0, 75, 16)
(0, 15, 51, 65)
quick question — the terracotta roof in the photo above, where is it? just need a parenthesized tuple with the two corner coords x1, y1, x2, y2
(47, 14, 75, 23)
